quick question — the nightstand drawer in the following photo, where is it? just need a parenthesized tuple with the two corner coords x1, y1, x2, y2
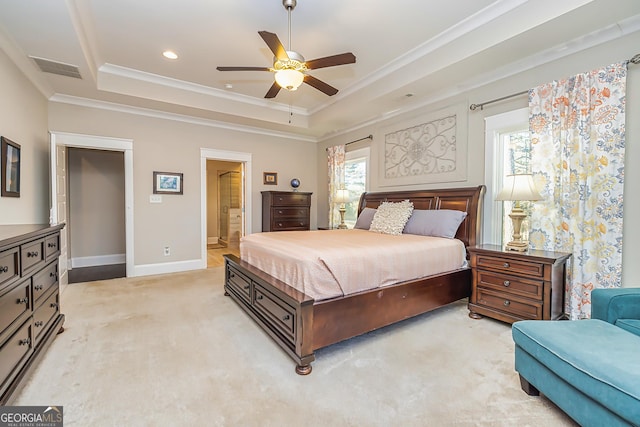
(476, 255, 544, 278)
(476, 271, 543, 300)
(476, 288, 542, 320)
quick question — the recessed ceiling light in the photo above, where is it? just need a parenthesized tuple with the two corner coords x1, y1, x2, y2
(225, 83, 233, 89)
(163, 50, 178, 60)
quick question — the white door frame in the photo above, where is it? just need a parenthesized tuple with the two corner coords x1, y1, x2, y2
(50, 131, 134, 277)
(200, 148, 251, 267)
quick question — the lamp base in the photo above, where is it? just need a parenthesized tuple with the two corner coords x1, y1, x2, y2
(337, 207, 347, 229)
(505, 240, 529, 252)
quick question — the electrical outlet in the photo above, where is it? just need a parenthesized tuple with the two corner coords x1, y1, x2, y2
(163, 246, 170, 256)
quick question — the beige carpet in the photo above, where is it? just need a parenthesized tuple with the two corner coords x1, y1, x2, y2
(14, 268, 577, 426)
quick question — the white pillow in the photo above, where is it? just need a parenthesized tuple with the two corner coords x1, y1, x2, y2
(369, 200, 414, 235)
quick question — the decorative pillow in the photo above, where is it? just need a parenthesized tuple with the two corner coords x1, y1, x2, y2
(369, 200, 414, 235)
(402, 209, 467, 238)
(354, 207, 377, 230)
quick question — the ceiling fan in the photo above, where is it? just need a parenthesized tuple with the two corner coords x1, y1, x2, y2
(216, 0, 356, 99)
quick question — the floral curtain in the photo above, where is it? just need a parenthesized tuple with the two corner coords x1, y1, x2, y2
(327, 145, 346, 228)
(528, 61, 627, 319)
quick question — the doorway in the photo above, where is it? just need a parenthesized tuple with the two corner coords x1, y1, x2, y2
(200, 148, 252, 269)
(50, 132, 134, 290)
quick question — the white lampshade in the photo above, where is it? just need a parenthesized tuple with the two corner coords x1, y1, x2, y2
(275, 69, 304, 91)
(495, 174, 542, 202)
(335, 189, 350, 203)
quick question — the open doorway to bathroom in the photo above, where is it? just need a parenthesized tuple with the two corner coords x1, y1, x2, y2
(206, 160, 242, 267)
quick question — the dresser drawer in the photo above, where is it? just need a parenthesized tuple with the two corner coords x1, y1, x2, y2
(476, 288, 542, 320)
(32, 262, 58, 305)
(272, 207, 309, 218)
(0, 278, 30, 338)
(475, 255, 544, 278)
(20, 239, 45, 276)
(0, 320, 32, 395)
(271, 193, 310, 207)
(0, 247, 19, 292)
(272, 218, 310, 231)
(476, 270, 543, 300)
(254, 284, 295, 340)
(33, 290, 60, 345)
(227, 265, 251, 304)
(44, 234, 60, 262)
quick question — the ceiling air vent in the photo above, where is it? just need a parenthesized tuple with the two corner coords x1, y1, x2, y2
(29, 56, 82, 79)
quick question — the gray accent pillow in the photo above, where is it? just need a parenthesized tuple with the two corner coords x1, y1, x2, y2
(369, 200, 414, 235)
(354, 207, 377, 229)
(403, 209, 468, 238)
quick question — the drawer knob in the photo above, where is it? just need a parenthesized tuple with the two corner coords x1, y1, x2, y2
(503, 280, 510, 287)
(278, 223, 283, 227)
(256, 295, 264, 300)
(50, 302, 59, 309)
(35, 284, 43, 291)
(503, 300, 511, 307)
(278, 210, 284, 214)
(503, 262, 510, 268)
(17, 297, 28, 305)
(282, 314, 291, 321)
(27, 251, 39, 257)
(230, 273, 235, 278)
(243, 284, 250, 290)
(35, 320, 44, 327)
(19, 338, 31, 346)
(0, 266, 8, 273)
(48, 242, 56, 248)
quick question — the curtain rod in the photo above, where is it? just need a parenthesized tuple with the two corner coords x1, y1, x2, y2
(470, 53, 640, 112)
(326, 134, 373, 151)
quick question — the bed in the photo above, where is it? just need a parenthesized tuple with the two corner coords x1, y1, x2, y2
(223, 185, 485, 374)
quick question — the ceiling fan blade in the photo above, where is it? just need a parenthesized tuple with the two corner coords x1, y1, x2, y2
(305, 53, 356, 70)
(304, 75, 339, 96)
(258, 31, 289, 61)
(216, 66, 271, 72)
(264, 82, 282, 99)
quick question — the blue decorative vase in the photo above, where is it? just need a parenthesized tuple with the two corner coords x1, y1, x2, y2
(290, 178, 300, 191)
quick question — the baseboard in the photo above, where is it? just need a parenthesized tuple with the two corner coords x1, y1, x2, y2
(71, 254, 126, 268)
(208, 236, 219, 245)
(133, 258, 204, 277)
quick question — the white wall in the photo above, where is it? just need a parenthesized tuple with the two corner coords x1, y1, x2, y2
(317, 32, 640, 288)
(0, 49, 49, 224)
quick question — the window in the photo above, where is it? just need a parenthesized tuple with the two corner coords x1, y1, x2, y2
(484, 108, 531, 245)
(343, 147, 370, 228)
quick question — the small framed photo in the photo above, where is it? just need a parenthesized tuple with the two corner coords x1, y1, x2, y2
(1, 136, 20, 198)
(263, 172, 278, 185)
(153, 171, 183, 194)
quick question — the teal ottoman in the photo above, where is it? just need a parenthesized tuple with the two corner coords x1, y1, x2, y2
(512, 319, 640, 426)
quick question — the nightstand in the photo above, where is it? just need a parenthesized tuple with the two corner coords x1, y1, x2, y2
(467, 244, 571, 324)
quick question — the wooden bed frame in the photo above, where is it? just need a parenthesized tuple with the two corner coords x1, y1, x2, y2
(223, 185, 485, 374)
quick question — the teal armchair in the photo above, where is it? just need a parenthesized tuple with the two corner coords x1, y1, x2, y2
(512, 288, 640, 427)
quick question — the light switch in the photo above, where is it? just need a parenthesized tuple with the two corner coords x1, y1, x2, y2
(150, 194, 162, 203)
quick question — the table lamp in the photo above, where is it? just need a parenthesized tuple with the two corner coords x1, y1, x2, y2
(495, 174, 542, 251)
(335, 189, 350, 229)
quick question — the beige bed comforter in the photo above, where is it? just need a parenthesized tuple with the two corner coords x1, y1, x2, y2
(240, 229, 467, 301)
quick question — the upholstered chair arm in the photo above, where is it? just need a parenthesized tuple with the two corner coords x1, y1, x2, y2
(591, 288, 640, 324)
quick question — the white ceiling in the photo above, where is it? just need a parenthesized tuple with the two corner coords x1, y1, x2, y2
(1, 0, 639, 141)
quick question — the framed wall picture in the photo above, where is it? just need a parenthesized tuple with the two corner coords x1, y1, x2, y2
(153, 171, 183, 194)
(1, 136, 21, 197)
(263, 172, 278, 185)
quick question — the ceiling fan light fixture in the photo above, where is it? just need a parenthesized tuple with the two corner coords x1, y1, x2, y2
(275, 68, 304, 91)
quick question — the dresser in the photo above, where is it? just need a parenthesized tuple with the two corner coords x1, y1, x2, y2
(467, 244, 571, 324)
(262, 191, 312, 232)
(0, 224, 65, 405)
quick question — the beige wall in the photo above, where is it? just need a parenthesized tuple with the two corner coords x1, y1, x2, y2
(317, 32, 640, 288)
(68, 148, 125, 263)
(48, 103, 317, 267)
(0, 49, 49, 224)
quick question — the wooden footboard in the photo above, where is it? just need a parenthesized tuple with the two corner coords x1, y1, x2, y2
(224, 254, 315, 374)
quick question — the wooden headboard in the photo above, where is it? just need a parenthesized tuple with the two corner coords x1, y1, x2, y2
(357, 185, 486, 248)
